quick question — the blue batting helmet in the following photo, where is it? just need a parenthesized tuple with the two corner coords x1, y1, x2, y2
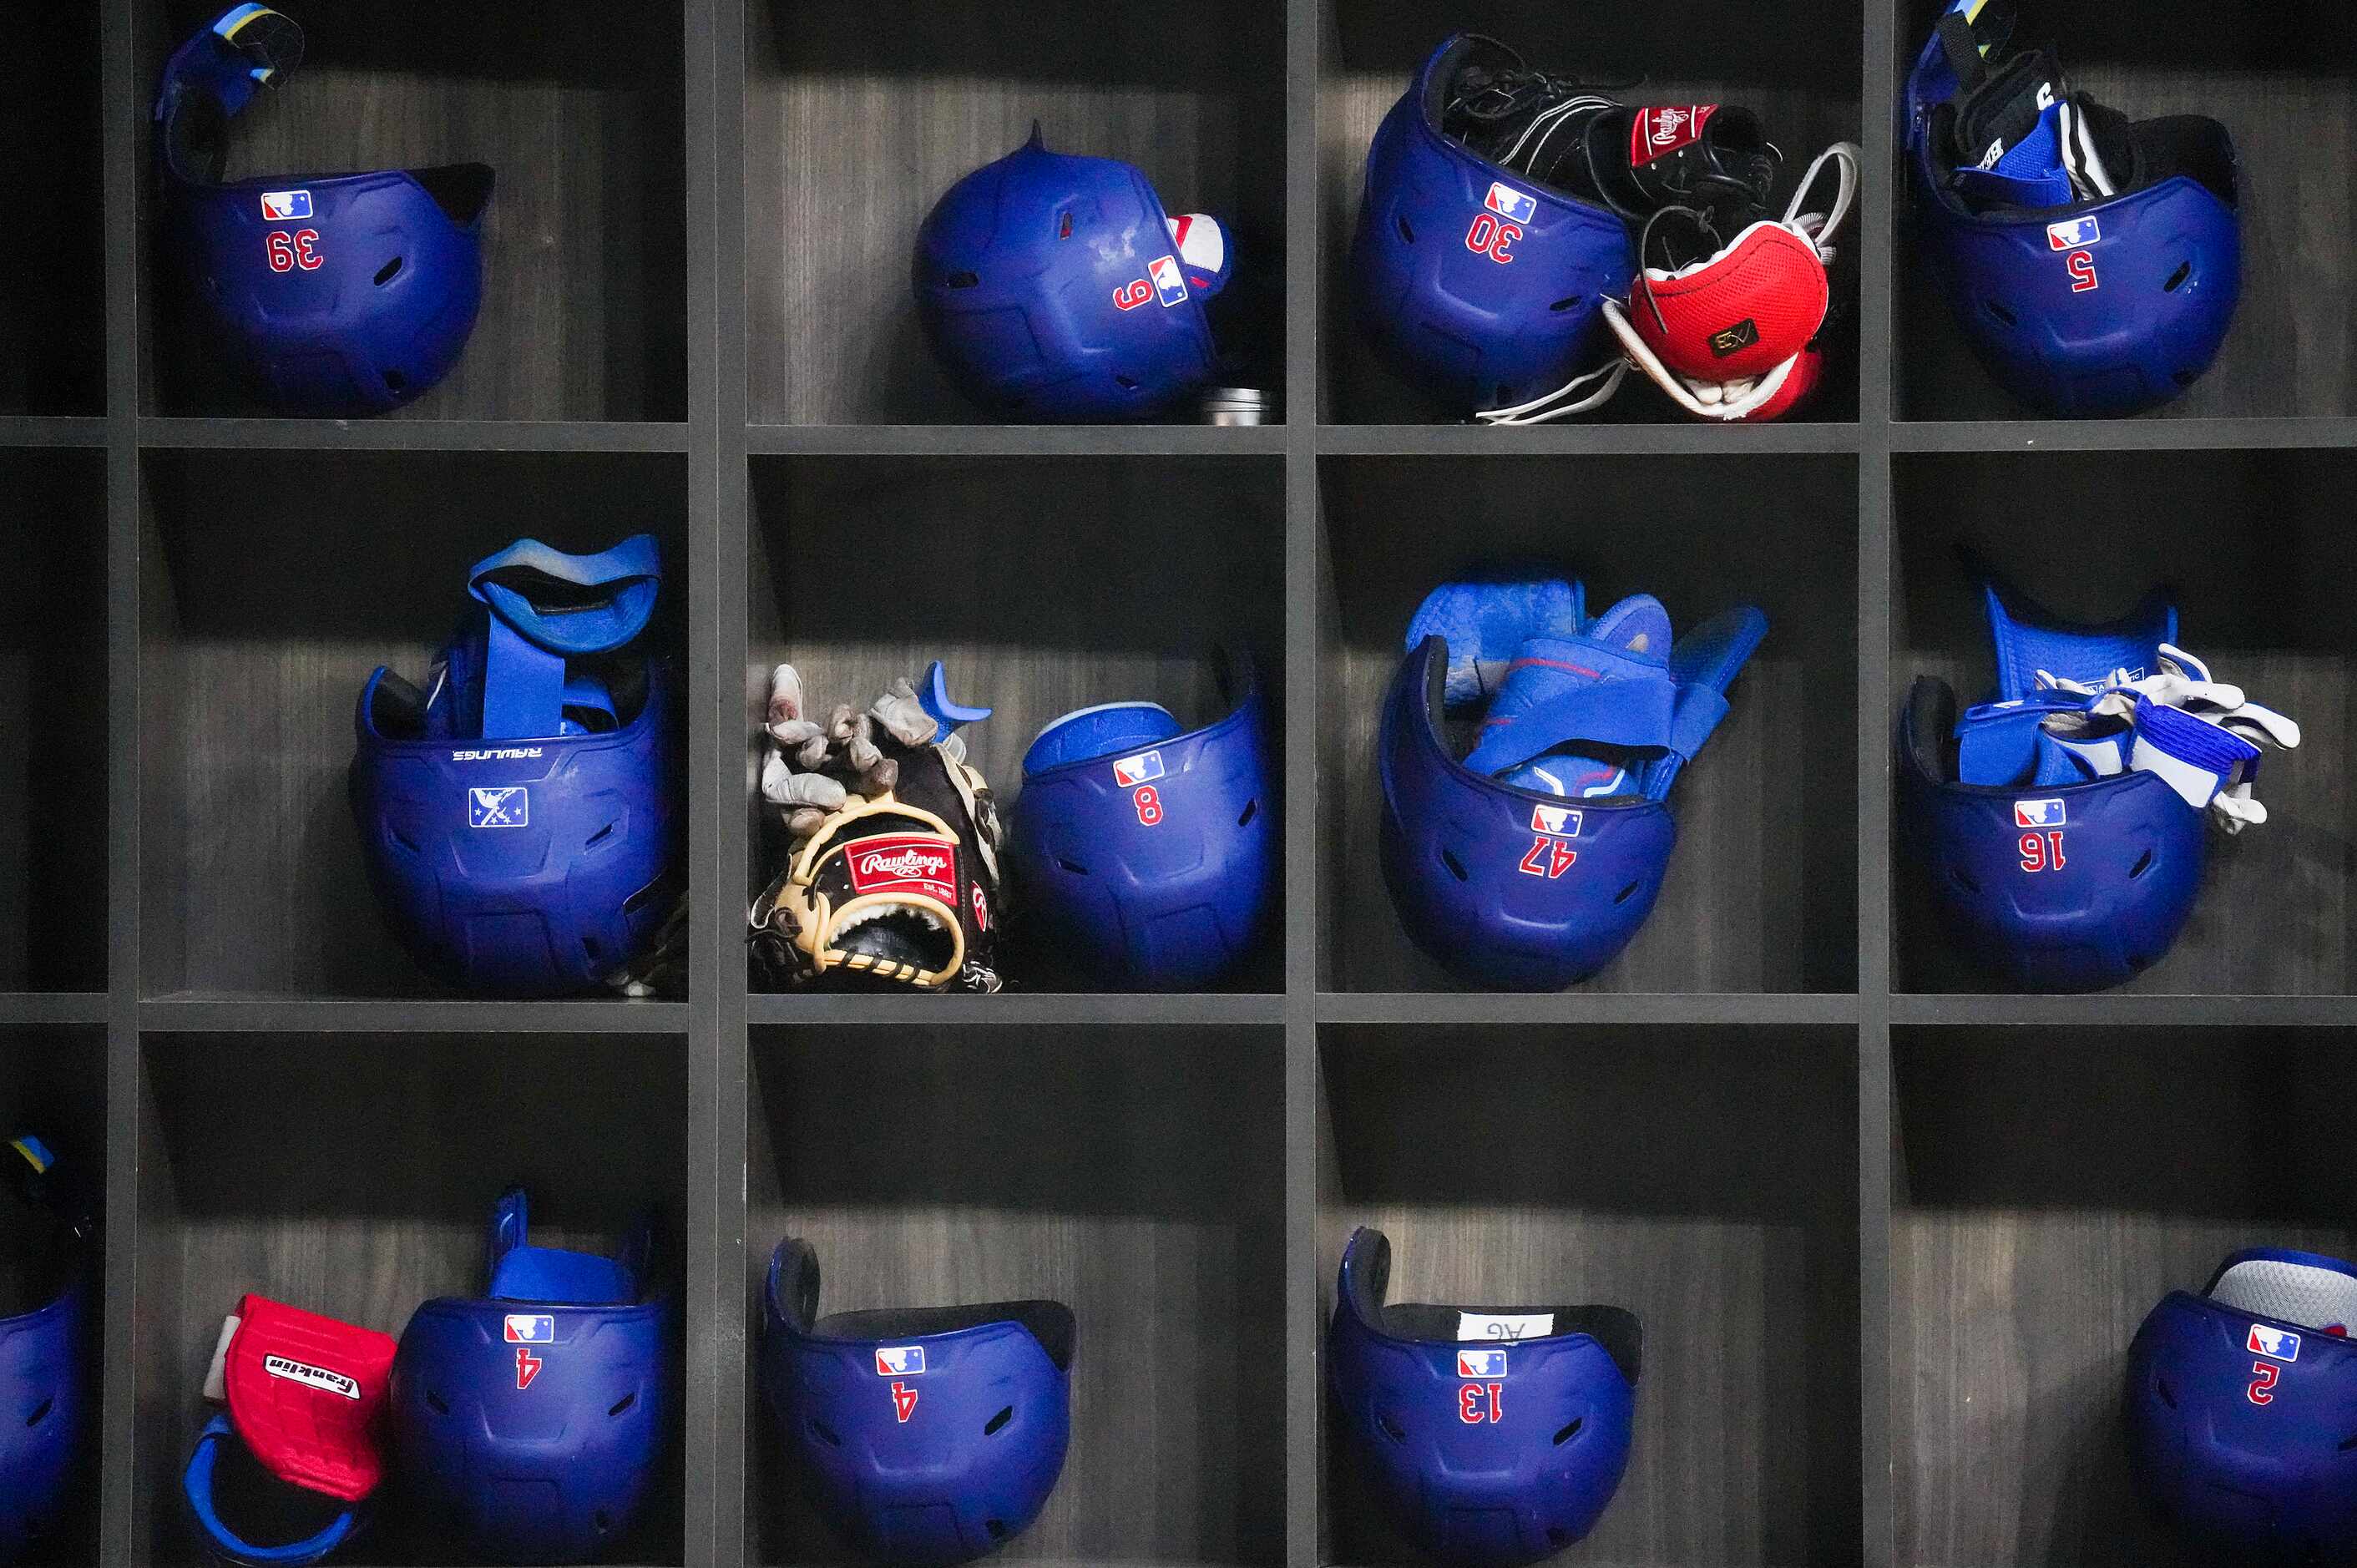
(0, 1135, 89, 1566)
(2126, 1249, 2357, 1558)
(1328, 1228, 1640, 1566)
(1378, 583, 1766, 989)
(154, 6, 493, 416)
(913, 128, 1231, 421)
(1349, 35, 1636, 415)
(761, 1237, 1074, 1565)
(391, 1188, 674, 1565)
(350, 534, 679, 998)
(1008, 651, 1274, 989)
(1905, 0, 2240, 414)
(1899, 579, 2207, 990)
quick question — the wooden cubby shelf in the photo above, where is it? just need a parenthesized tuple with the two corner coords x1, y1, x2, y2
(0, 1, 2348, 1565)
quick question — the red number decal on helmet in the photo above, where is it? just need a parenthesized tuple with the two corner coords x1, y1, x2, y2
(1464, 213, 1520, 265)
(1113, 278, 1154, 311)
(2066, 250, 2098, 293)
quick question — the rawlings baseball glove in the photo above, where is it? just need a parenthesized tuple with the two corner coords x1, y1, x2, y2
(749, 665, 1004, 992)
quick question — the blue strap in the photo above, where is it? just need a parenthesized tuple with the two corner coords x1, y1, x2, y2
(918, 661, 992, 743)
(478, 615, 570, 741)
(1644, 606, 1769, 798)
(1461, 645, 1687, 777)
(484, 1187, 638, 1305)
(467, 534, 660, 656)
(182, 1414, 362, 1568)
(1985, 580, 2177, 699)
(1954, 694, 2090, 785)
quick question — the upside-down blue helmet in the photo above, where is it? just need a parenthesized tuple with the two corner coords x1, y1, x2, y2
(1378, 579, 1766, 989)
(1350, 35, 1636, 415)
(351, 534, 679, 998)
(391, 1188, 674, 1565)
(1905, 0, 2240, 415)
(1899, 579, 2207, 990)
(0, 1136, 89, 1567)
(913, 129, 1233, 422)
(154, 6, 493, 416)
(1328, 1228, 1640, 1566)
(1008, 651, 1274, 989)
(2126, 1250, 2357, 1558)
(761, 1238, 1074, 1566)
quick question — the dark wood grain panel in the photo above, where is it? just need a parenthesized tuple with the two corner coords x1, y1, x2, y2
(0, 453, 109, 991)
(0, 2, 105, 415)
(1318, 1025, 1864, 1567)
(1892, 449, 2357, 994)
(1894, 0, 2357, 420)
(131, 1031, 690, 1568)
(137, 448, 691, 999)
(747, 455, 1287, 992)
(1892, 1029, 2357, 1567)
(138, 0, 687, 421)
(1322, 0, 1866, 424)
(1318, 454, 1860, 994)
(745, 1026, 1286, 1567)
(744, 0, 1287, 425)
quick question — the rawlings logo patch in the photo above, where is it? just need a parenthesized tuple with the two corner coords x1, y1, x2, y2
(263, 1355, 361, 1400)
(844, 836, 957, 904)
(1630, 104, 1717, 166)
(1710, 319, 1762, 359)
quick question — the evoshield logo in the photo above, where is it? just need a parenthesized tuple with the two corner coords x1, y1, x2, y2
(263, 1355, 362, 1400)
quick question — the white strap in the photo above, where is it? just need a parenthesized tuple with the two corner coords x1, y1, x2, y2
(1782, 142, 1861, 259)
(1472, 357, 1629, 425)
(1600, 296, 1803, 422)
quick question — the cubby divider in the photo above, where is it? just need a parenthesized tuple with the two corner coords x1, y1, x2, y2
(0, 3, 2342, 1567)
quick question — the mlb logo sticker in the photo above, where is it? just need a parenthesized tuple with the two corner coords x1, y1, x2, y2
(875, 1346, 927, 1377)
(503, 1314, 555, 1344)
(2046, 215, 2101, 250)
(1485, 182, 1537, 225)
(2014, 798, 2066, 829)
(1148, 255, 1189, 307)
(1457, 1348, 1508, 1379)
(1530, 804, 1582, 838)
(1113, 751, 1165, 788)
(2251, 1324, 2302, 1362)
(260, 189, 313, 221)
(469, 787, 529, 828)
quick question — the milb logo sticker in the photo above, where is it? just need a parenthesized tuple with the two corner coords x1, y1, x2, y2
(469, 786, 529, 827)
